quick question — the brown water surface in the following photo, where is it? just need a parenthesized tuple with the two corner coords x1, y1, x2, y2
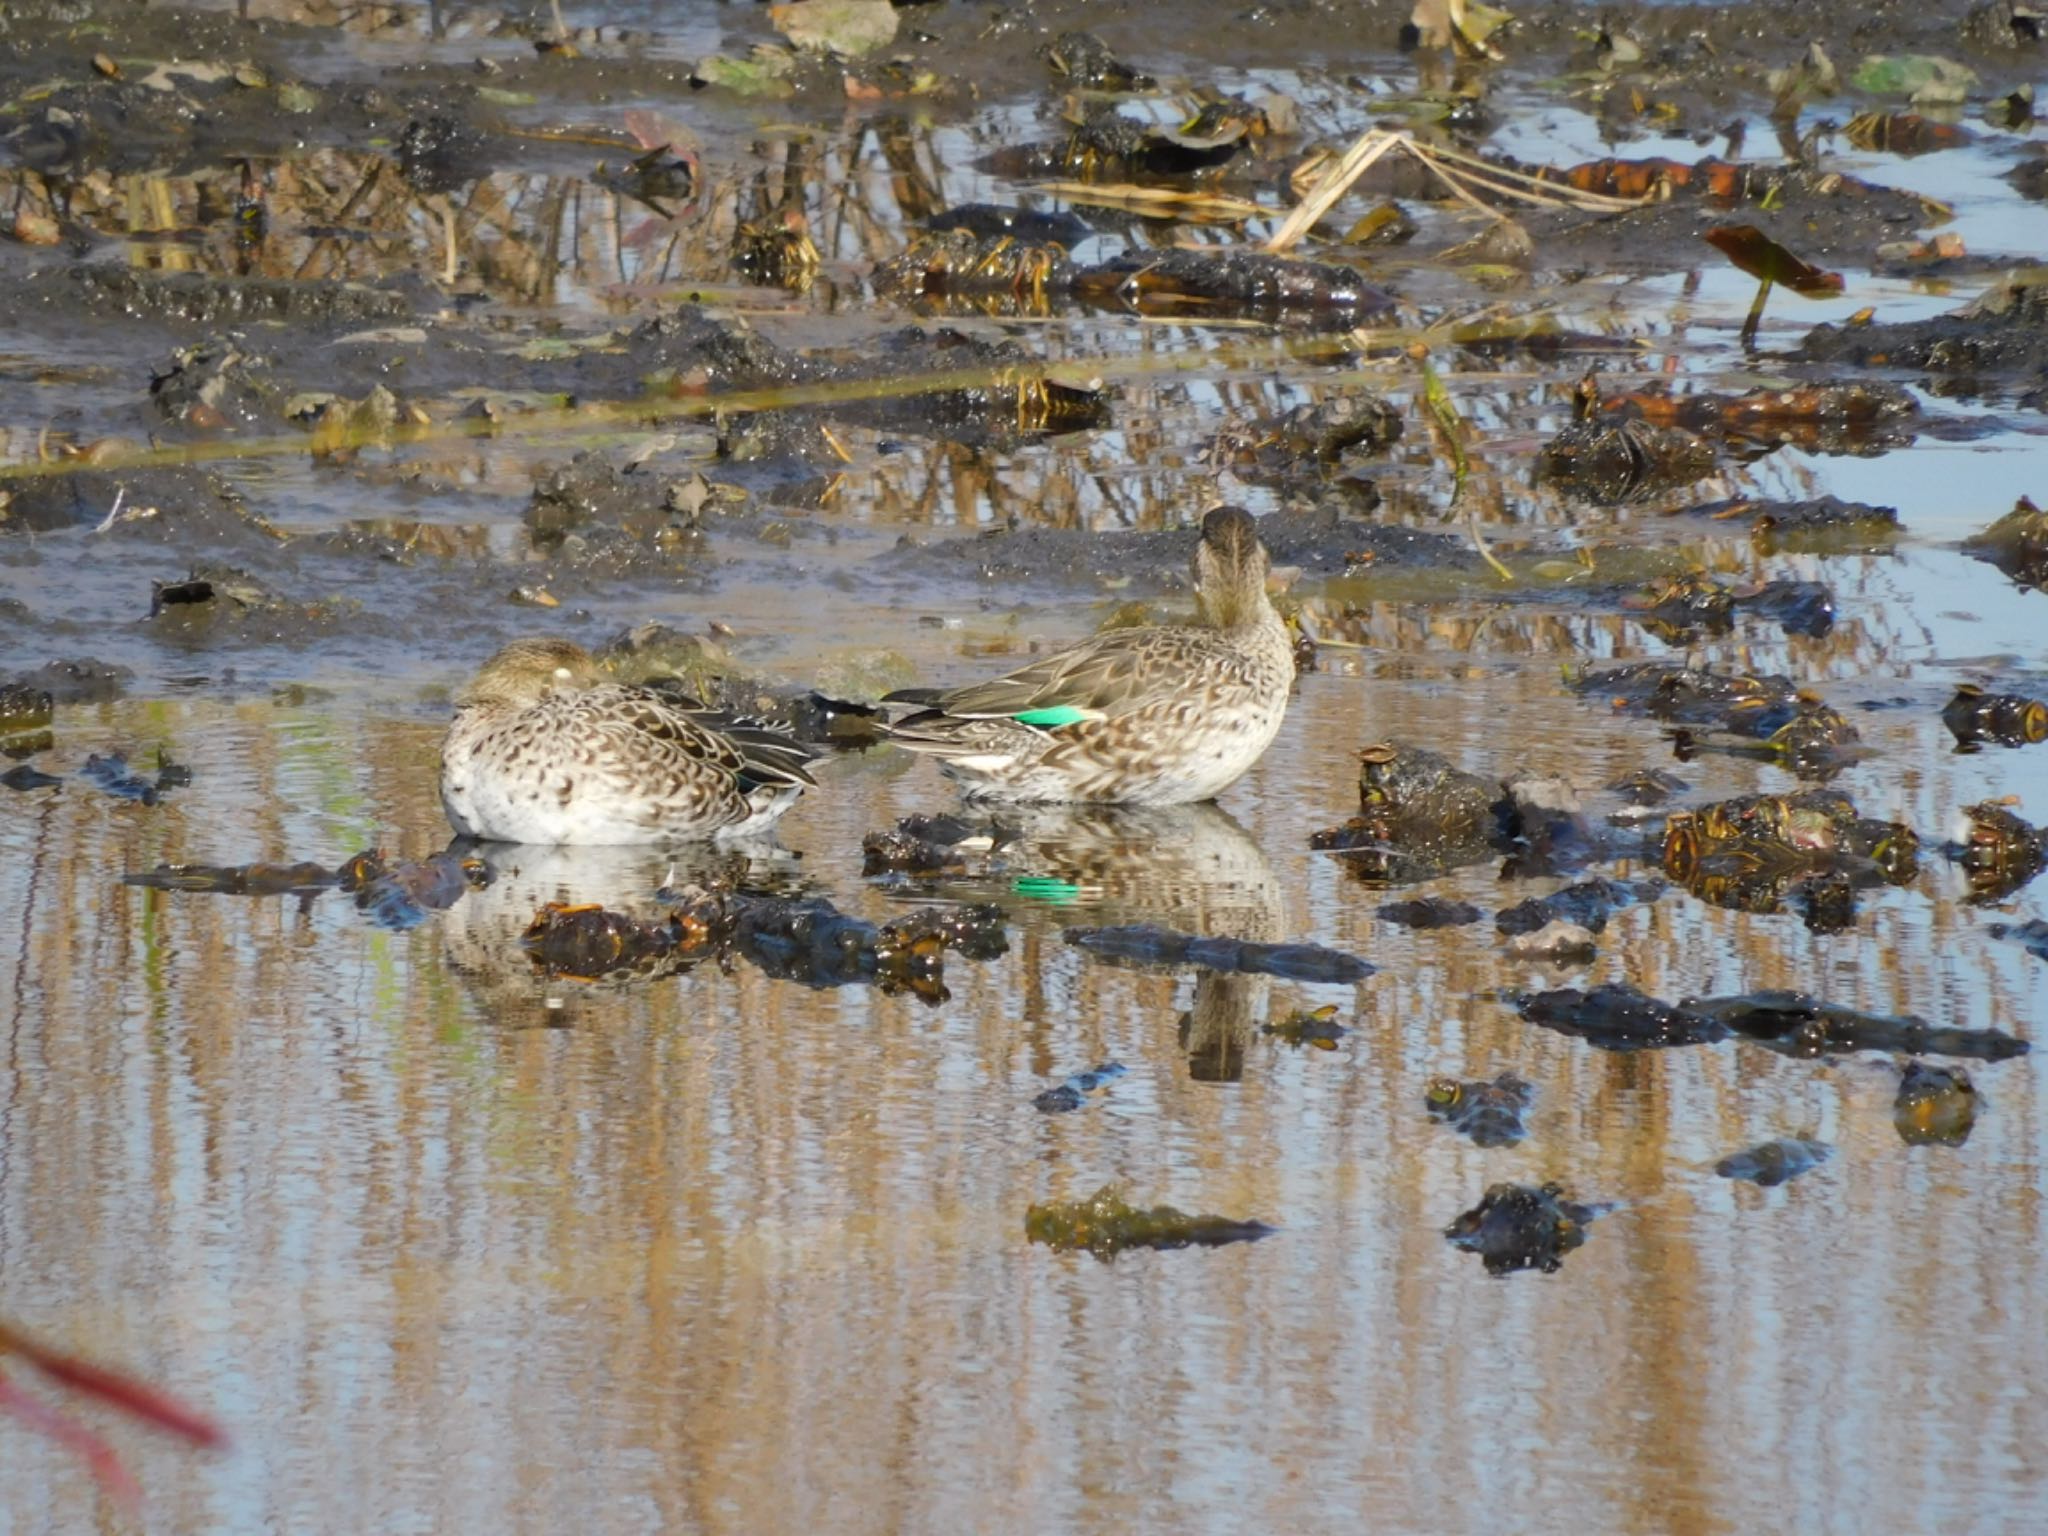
(4, 623, 2044, 1532)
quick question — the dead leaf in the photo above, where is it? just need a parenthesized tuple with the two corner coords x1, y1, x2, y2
(1408, 0, 1513, 59)
(1342, 202, 1415, 244)
(1704, 225, 1844, 297)
(11, 208, 60, 245)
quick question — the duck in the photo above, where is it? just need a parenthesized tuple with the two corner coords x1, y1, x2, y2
(439, 638, 818, 844)
(884, 506, 1295, 804)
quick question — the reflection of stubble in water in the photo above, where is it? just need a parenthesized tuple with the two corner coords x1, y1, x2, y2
(436, 837, 800, 1025)
(1178, 970, 1263, 1084)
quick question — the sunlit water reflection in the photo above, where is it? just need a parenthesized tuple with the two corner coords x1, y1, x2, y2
(2, 586, 2043, 1532)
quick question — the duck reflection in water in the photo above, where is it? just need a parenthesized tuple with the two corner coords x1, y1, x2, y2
(988, 801, 1287, 939)
(986, 803, 1291, 1084)
(437, 838, 795, 1024)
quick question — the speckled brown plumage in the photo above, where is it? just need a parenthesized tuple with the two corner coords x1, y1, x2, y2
(885, 507, 1295, 804)
(440, 638, 818, 844)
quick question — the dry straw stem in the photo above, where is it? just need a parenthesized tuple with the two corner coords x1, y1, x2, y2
(1033, 180, 1269, 223)
(1267, 128, 1649, 253)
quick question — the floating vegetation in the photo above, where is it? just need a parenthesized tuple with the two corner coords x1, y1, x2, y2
(1620, 573, 1836, 641)
(79, 749, 190, 806)
(1894, 1062, 1980, 1147)
(1070, 249, 1394, 328)
(1577, 662, 1863, 779)
(653, 886, 1008, 1003)
(1444, 1182, 1601, 1276)
(1025, 1184, 1273, 1261)
(1800, 273, 2048, 397)
(1606, 767, 1688, 819)
(128, 845, 490, 930)
(1684, 990, 2030, 1062)
(1311, 741, 1497, 886)
(1599, 379, 1917, 458)
(731, 210, 820, 293)
(521, 902, 705, 981)
(1032, 1062, 1128, 1113)
(1261, 1004, 1349, 1050)
(1516, 984, 1731, 1051)
(1988, 918, 2048, 962)
(1954, 799, 2048, 902)
(1679, 495, 1903, 556)
(1064, 924, 1372, 982)
(1942, 684, 2048, 749)
(0, 763, 60, 792)
(1961, 496, 2048, 590)
(1425, 1073, 1532, 1146)
(872, 229, 1072, 314)
(1377, 896, 1484, 929)
(1661, 789, 1919, 923)
(1715, 1138, 1832, 1186)
(1040, 30, 1155, 92)
(861, 813, 1017, 878)
(345, 849, 492, 932)
(1539, 371, 1718, 503)
(1495, 877, 1661, 936)
(126, 859, 342, 897)
(0, 682, 53, 738)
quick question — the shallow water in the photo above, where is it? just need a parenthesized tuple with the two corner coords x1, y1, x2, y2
(4, 576, 2045, 1533)
(5, 2, 2048, 1530)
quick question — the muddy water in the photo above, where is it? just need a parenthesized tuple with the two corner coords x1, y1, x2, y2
(4, 0, 2048, 1530)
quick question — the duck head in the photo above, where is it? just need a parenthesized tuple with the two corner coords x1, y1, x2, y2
(456, 638, 602, 710)
(1193, 506, 1275, 629)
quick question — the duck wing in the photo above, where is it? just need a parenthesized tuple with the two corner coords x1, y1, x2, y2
(578, 686, 820, 789)
(913, 628, 1199, 727)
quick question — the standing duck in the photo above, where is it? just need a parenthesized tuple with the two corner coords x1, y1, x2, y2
(885, 507, 1295, 804)
(440, 638, 818, 844)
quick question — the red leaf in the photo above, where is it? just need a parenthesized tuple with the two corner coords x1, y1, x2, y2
(0, 1369, 142, 1509)
(0, 1323, 224, 1447)
(1704, 225, 1845, 297)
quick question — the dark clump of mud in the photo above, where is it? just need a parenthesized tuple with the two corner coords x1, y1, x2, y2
(7, 658, 132, 704)
(1444, 1182, 1599, 1276)
(1798, 271, 2048, 397)
(29, 266, 415, 331)
(1426, 1074, 1533, 1148)
(890, 502, 1471, 590)
(0, 465, 265, 541)
(1517, 984, 1732, 1052)
(1674, 496, 1904, 555)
